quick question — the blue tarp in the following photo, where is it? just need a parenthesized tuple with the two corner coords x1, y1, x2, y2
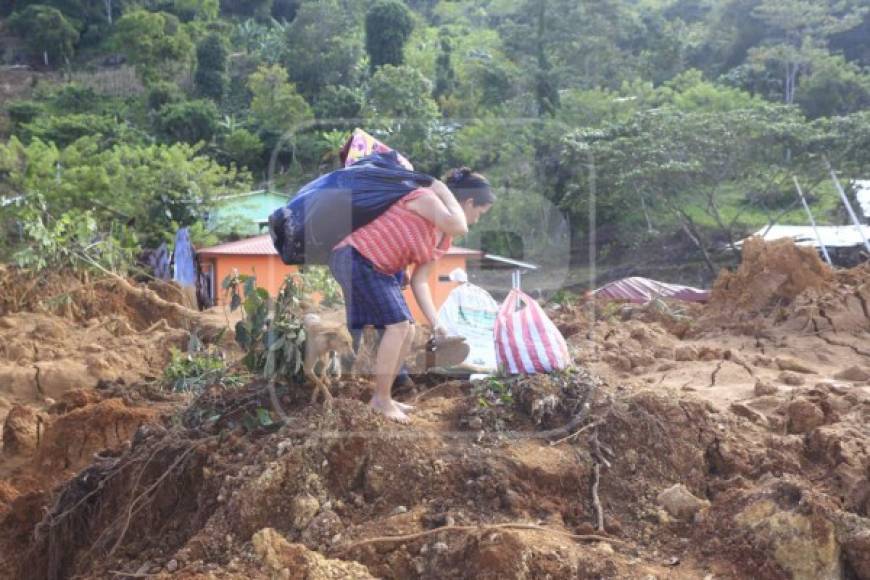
(268, 151, 434, 265)
(173, 227, 197, 288)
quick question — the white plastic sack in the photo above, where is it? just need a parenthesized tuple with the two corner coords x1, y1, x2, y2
(436, 273, 499, 372)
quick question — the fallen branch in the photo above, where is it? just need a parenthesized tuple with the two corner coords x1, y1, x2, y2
(335, 522, 625, 554)
(590, 428, 605, 531)
(549, 420, 602, 447)
(546, 376, 599, 442)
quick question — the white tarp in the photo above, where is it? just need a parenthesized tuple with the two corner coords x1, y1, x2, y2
(854, 180, 870, 220)
(740, 225, 870, 249)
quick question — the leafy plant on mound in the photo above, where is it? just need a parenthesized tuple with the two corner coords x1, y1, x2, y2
(163, 334, 242, 393)
(223, 272, 307, 421)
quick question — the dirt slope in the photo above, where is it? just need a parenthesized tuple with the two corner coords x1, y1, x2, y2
(0, 242, 868, 580)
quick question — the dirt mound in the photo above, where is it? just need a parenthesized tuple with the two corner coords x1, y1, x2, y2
(707, 237, 834, 318)
(0, 311, 189, 405)
(0, 268, 233, 463)
(2, 365, 866, 580)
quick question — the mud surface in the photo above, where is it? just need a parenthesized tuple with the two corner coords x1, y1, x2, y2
(1, 242, 868, 580)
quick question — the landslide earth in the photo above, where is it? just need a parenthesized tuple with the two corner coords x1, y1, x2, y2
(1, 240, 868, 579)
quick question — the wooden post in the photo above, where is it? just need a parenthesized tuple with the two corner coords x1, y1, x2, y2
(792, 176, 833, 266)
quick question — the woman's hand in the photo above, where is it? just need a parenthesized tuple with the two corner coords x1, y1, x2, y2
(432, 324, 449, 339)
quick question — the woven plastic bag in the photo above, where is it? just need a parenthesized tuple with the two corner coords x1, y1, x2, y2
(436, 269, 499, 372)
(494, 289, 570, 375)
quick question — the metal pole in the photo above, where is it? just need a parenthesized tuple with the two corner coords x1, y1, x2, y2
(792, 176, 833, 266)
(825, 158, 870, 253)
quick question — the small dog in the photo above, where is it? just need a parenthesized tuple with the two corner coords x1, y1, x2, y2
(303, 313, 353, 406)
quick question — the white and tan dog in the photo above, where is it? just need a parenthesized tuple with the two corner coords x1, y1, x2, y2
(303, 313, 354, 406)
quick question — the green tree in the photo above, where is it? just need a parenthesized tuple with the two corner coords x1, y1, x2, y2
(558, 104, 814, 271)
(156, 99, 220, 144)
(222, 128, 264, 169)
(169, 0, 219, 22)
(748, 0, 867, 104)
(283, 0, 363, 98)
(18, 113, 140, 148)
(312, 85, 364, 130)
(247, 64, 313, 131)
(195, 33, 228, 101)
(220, 0, 272, 20)
(111, 9, 194, 84)
(147, 81, 184, 111)
(8, 5, 80, 67)
(0, 135, 249, 246)
(365, 0, 414, 71)
(433, 31, 455, 101)
(366, 64, 441, 165)
(795, 53, 870, 118)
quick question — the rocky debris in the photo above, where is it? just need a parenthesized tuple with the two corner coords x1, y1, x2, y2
(775, 356, 816, 374)
(833, 366, 870, 382)
(252, 527, 375, 579)
(657, 484, 709, 520)
(2, 404, 43, 455)
(291, 493, 320, 530)
(840, 527, 870, 579)
(786, 399, 825, 434)
(731, 490, 841, 580)
(674, 345, 698, 361)
(729, 403, 768, 426)
(778, 371, 805, 386)
(301, 509, 343, 548)
(754, 380, 779, 396)
(706, 237, 833, 318)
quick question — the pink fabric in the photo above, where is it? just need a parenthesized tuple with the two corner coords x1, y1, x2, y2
(593, 277, 709, 304)
(335, 188, 451, 274)
(342, 128, 414, 170)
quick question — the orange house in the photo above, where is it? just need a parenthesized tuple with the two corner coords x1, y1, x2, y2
(198, 235, 481, 324)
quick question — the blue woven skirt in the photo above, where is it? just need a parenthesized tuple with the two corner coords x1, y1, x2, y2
(329, 246, 413, 330)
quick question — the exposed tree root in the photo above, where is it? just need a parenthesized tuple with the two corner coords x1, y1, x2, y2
(336, 522, 626, 554)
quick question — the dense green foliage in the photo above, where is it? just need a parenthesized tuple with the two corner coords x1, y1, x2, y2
(2, 0, 870, 279)
(195, 33, 229, 101)
(365, 0, 414, 71)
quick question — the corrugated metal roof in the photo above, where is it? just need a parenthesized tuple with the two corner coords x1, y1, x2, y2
(739, 225, 870, 248)
(198, 234, 483, 258)
(198, 235, 277, 255)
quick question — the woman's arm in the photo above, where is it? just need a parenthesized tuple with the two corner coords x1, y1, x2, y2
(410, 261, 442, 331)
(405, 181, 468, 237)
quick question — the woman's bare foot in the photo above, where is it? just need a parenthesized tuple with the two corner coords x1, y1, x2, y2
(394, 401, 416, 413)
(370, 397, 410, 424)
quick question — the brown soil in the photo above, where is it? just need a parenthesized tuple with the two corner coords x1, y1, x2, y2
(0, 243, 868, 580)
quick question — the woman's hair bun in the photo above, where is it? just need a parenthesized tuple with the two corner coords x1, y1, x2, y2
(447, 166, 473, 184)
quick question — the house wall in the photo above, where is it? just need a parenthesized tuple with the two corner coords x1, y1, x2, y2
(204, 253, 470, 325)
(205, 255, 300, 305)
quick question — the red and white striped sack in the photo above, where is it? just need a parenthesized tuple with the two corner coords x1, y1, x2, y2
(493, 289, 571, 375)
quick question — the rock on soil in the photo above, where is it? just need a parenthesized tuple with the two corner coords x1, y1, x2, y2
(754, 380, 779, 396)
(657, 484, 710, 520)
(775, 356, 817, 374)
(786, 399, 826, 434)
(2, 405, 43, 455)
(252, 527, 375, 579)
(833, 366, 870, 382)
(778, 371, 805, 386)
